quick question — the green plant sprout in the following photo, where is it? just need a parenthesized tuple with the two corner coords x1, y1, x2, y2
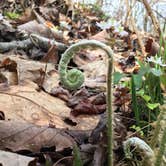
(130, 125, 144, 137)
(73, 144, 83, 166)
(4, 12, 21, 19)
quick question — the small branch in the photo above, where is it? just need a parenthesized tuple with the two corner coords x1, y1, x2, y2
(0, 39, 33, 53)
(131, 16, 146, 57)
(30, 34, 67, 51)
(0, 34, 67, 53)
(124, 0, 146, 56)
(141, 0, 161, 36)
(152, 9, 166, 20)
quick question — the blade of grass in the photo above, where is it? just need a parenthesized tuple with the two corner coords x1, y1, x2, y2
(131, 75, 140, 125)
(73, 144, 83, 166)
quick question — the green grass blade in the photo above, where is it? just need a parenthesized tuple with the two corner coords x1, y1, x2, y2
(131, 75, 140, 125)
(73, 144, 83, 166)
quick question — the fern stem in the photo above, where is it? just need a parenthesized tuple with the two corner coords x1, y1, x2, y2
(150, 108, 163, 148)
(153, 106, 166, 166)
(131, 75, 140, 125)
(154, 129, 166, 166)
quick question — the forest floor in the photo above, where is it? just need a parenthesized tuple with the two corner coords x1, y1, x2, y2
(0, 1, 165, 166)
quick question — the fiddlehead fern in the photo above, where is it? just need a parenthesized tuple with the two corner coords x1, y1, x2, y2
(123, 107, 166, 166)
(58, 40, 114, 166)
(123, 137, 154, 165)
(58, 40, 113, 90)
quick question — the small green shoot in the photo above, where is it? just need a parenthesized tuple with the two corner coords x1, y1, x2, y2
(73, 144, 83, 166)
(130, 125, 144, 137)
(113, 72, 125, 84)
(131, 75, 140, 125)
(5, 12, 21, 19)
(146, 103, 160, 110)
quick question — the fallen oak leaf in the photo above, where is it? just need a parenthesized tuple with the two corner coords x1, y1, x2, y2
(0, 54, 55, 83)
(0, 80, 100, 131)
(0, 121, 75, 152)
(0, 80, 71, 127)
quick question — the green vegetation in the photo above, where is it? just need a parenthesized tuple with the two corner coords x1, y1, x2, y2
(73, 144, 83, 166)
(4, 12, 21, 19)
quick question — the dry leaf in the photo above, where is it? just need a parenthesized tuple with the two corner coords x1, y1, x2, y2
(51, 86, 70, 102)
(0, 150, 36, 166)
(90, 30, 111, 43)
(16, 8, 35, 24)
(0, 121, 74, 152)
(145, 37, 163, 56)
(0, 54, 55, 83)
(18, 20, 54, 38)
(0, 81, 70, 127)
(0, 58, 18, 85)
(71, 99, 106, 116)
(0, 79, 99, 130)
(39, 6, 59, 25)
(42, 70, 60, 93)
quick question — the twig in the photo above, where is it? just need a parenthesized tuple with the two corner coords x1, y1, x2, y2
(0, 39, 33, 53)
(0, 34, 67, 53)
(53, 156, 73, 166)
(30, 34, 67, 51)
(152, 9, 166, 20)
(141, 0, 161, 36)
(124, 0, 146, 56)
(131, 16, 146, 56)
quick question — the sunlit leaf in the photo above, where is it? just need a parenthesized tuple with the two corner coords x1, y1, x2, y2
(113, 72, 124, 84)
(141, 94, 151, 102)
(150, 68, 162, 76)
(147, 103, 160, 110)
(133, 74, 142, 89)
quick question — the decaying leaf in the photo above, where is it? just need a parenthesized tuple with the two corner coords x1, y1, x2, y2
(0, 121, 74, 152)
(145, 37, 161, 56)
(0, 79, 99, 130)
(18, 20, 54, 38)
(42, 70, 60, 94)
(114, 86, 131, 112)
(0, 81, 70, 127)
(0, 54, 55, 83)
(0, 57, 18, 85)
(0, 150, 36, 166)
(68, 90, 106, 116)
(90, 30, 111, 43)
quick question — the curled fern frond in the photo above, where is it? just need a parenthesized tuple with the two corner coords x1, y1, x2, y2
(123, 137, 154, 165)
(58, 40, 114, 166)
(58, 40, 113, 90)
